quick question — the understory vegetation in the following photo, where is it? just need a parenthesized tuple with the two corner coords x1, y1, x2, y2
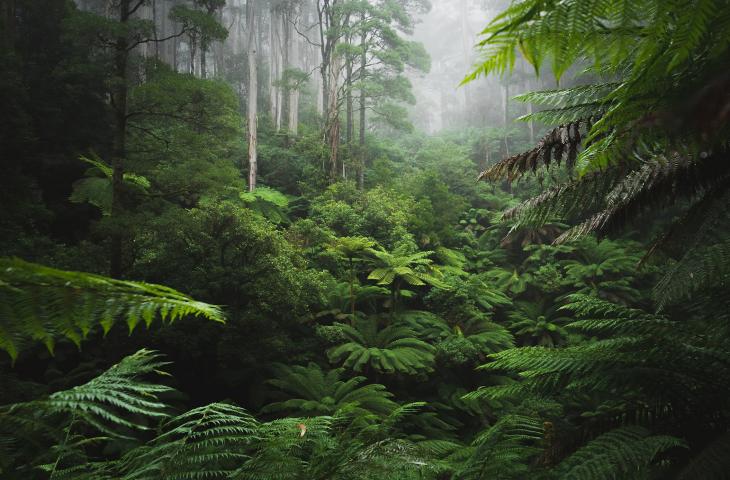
(1, 0, 729, 478)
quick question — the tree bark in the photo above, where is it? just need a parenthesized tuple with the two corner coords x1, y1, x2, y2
(327, 53, 340, 182)
(201, 40, 207, 78)
(110, 0, 133, 278)
(247, 0, 258, 191)
(269, 7, 278, 123)
(358, 23, 366, 190)
(287, 15, 299, 135)
(346, 58, 353, 146)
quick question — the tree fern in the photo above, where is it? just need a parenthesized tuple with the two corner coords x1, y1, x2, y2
(69, 154, 150, 216)
(0, 258, 224, 361)
(465, 293, 730, 477)
(325, 317, 436, 375)
(470, 0, 730, 301)
(263, 362, 398, 417)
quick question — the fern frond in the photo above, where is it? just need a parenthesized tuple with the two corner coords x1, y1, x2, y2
(0, 258, 225, 361)
(557, 426, 685, 479)
(479, 121, 586, 182)
(118, 402, 259, 479)
(2, 350, 172, 438)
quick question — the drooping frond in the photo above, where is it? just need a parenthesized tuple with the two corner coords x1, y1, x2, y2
(554, 154, 730, 243)
(470, 0, 730, 290)
(2, 350, 172, 437)
(0, 258, 225, 361)
(556, 426, 684, 479)
(478, 121, 585, 182)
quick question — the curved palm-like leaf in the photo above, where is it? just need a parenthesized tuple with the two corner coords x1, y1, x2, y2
(263, 362, 397, 417)
(366, 246, 449, 290)
(327, 317, 435, 375)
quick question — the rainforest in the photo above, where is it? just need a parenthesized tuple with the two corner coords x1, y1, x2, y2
(1, 0, 729, 478)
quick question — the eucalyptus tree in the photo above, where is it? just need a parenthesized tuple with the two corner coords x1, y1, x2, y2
(171, 0, 228, 77)
(345, 0, 430, 187)
(366, 245, 447, 315)
(246, 0, 259, 190)
(67, 0, 226, 277)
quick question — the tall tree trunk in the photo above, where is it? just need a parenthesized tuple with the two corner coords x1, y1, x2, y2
(287, 17, 299, 135)
(110, 0, 132, 278)
(346, 58, 353, 146)
(152, 0, 159, 59)
(200, 40, 207, 78)
(276, 13, 286, 131)
(327, 53, 340, 182)
(358, 25, 366, 190)
(247, 0, 258, 191)
(269, 7, 277, 123)
(189, 35, 197, 75)
(173, 29, 179, 71)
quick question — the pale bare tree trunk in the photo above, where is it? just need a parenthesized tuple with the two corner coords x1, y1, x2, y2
(288, 19, 300, 135)
(247, 0, 258, 191)
(269, 7, 277, 122)
(275, 13, 285, 130)
(358, 23, 366, 190)
(327, 53, 341, 182)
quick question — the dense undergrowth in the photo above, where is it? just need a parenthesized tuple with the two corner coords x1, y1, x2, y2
(2, 0, 730, 478)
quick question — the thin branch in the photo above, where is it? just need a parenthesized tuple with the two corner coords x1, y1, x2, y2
(127, 28, 190, 51)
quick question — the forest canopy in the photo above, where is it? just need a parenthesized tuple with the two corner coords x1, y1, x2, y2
(1, 0, 729, 478)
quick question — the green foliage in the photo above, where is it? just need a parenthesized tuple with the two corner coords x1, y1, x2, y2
(507, 301, 571, 347)
(325, 317, 436, 375)
(69, 155, 150, 215)
(367, 246, 448, 290)
(118, 402, 257, 479)
(456, 414, 544, 479)
(170, 4, 228, 43)
(240, 186, 292, 224)
(263, 362, 397, 417)
(470, 0, 730, 307)
(556, 427, 684, 480)
(3, 350, 171, 435)
(3, 1, 728, 478)
(0, 258, 224, 361)
(466, 293, 730, 477)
